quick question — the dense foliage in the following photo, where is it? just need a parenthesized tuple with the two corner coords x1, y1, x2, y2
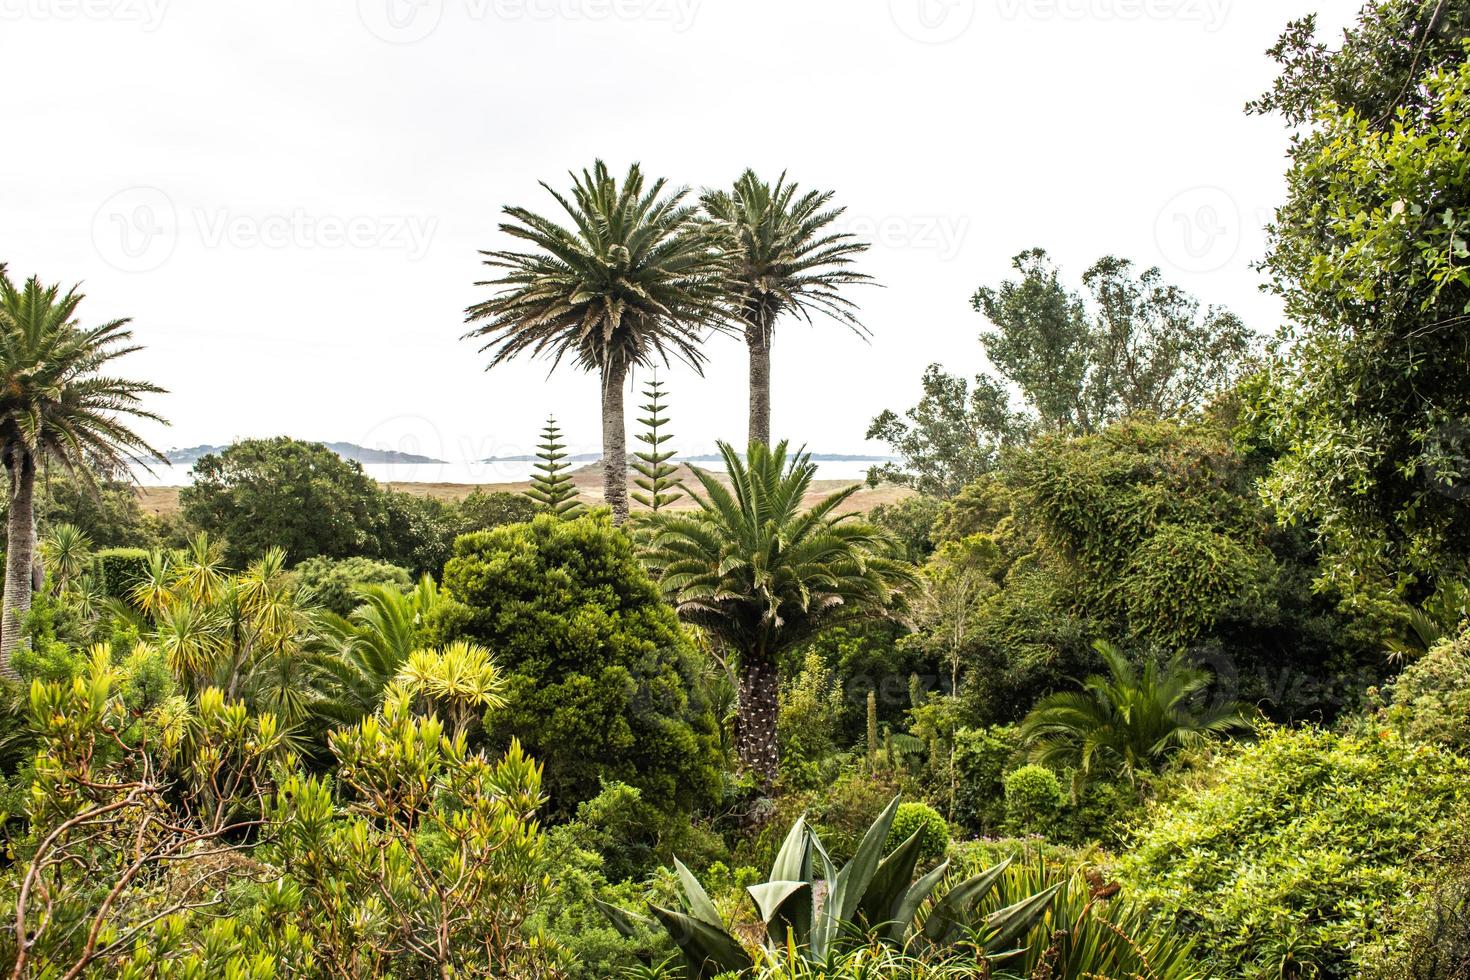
(429, 512, 723, 815)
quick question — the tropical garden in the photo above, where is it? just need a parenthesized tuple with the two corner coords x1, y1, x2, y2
(0, 2, 1468, 976)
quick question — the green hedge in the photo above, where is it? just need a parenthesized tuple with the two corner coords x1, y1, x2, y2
(93, 548, 151, 602)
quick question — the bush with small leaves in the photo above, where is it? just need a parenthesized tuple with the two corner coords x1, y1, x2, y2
(1004, 764, 1062, 835)
(885, 801, 949, 865)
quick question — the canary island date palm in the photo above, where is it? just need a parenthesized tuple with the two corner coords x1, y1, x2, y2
(701, 171, 874, 448)
(466, 161, 727, 524)
(1020, 639, 1253, 794)
(0, 267, 164, 675)
(647, 441, 916, 788)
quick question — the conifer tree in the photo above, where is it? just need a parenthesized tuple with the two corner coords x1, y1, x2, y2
(631, 378, 685, 512)
(524, 416, 583, 516)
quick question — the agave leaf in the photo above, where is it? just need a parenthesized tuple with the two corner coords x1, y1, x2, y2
(770, 814, 812, 883)
(887, 858, 952, 944)
(747, 879, 812, 948)
(856, 828, 924, 935)
(649, 905, 754, 979)
(675, 857, 722, 927)
(983, 882, 1062, 951)
(923, 857, 1014, 944)
(594, 898, 653, 938)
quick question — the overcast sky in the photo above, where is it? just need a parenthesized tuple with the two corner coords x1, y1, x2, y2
(1, 0, 1361, 462)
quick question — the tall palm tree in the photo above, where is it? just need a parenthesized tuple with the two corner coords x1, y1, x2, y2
(466, 161, 727, 524)
(647, 441, 916, 788)
(701, 171, 875, 448)
(0, 267, 164, 675)
(1019, 640, 1253, 794)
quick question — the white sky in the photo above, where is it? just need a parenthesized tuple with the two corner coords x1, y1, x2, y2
(0, 0, 1361, 461)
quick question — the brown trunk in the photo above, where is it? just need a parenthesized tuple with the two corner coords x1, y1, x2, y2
(736, 654, 780, 789)
(746, 323, 771, 452)
(601, 359, 629, 525)
(2, 449, 37, 678)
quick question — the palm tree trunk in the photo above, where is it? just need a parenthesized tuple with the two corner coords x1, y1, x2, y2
(736, 653, 780, 790)
(746, 323, 771, 451)
(2, 448, 37, 678)
(601, 359, 630, 525)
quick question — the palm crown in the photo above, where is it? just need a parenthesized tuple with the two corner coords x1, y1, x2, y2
(1020, 640, 1253, 791)
(466, 160, 728, 375)
(0, 268, 165, 479)
(701, 170, 873, 344)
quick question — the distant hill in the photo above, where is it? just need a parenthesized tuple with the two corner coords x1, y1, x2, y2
(481, 452, 894, 463)
(163, 442, 447, 466)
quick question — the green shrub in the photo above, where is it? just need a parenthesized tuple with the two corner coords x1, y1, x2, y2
(885, 801, 948, 864)
(291, 555, 412, 616)
(1387, 630, 1470, 756)
(92, 547, 150, 601)
(1003, 764, 1062, 835)
(952, 724, 1021, 834)
(428, 512, 722, 817)
(1119, 726, 1470, 979)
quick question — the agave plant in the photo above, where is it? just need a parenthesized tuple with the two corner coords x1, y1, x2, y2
(602, 797, 1058, 978)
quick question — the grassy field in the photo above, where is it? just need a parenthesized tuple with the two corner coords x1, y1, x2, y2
(137, 463, 912, 516)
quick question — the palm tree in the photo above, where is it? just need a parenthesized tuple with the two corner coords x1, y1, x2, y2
(318, 576, 440, 721)
(40, 523, 92, 594)
(0, 267, 164, 675)
(1019, 640, 1253, 794)
(466, 161, 727, 524)
(647, 441, 916, 788)
(701, 171, 874, 448)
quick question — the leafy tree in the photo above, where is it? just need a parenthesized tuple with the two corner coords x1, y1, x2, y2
(631, 377, 684, 512)
(1252, 17, 1470, 603)
(871, 251, 1249, 488)
(1247, 0, 1470, 128)
(0, 267, 163, 676)
(180, 437, 388, 569)
(428, 512, 722, 816)
(291, 554, 411, 616)
(523, 416, 584, 516)
(866, 365, 1020, 497)
(1020, 640, 1252, 792)
(972, 249, 1252, 435)
(701, 170, 874, 448)
(467, 161, 726, 524)
(646, 442, 916, 788)
(867, 494, 944, 563)
(457, 487, 541, 530)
